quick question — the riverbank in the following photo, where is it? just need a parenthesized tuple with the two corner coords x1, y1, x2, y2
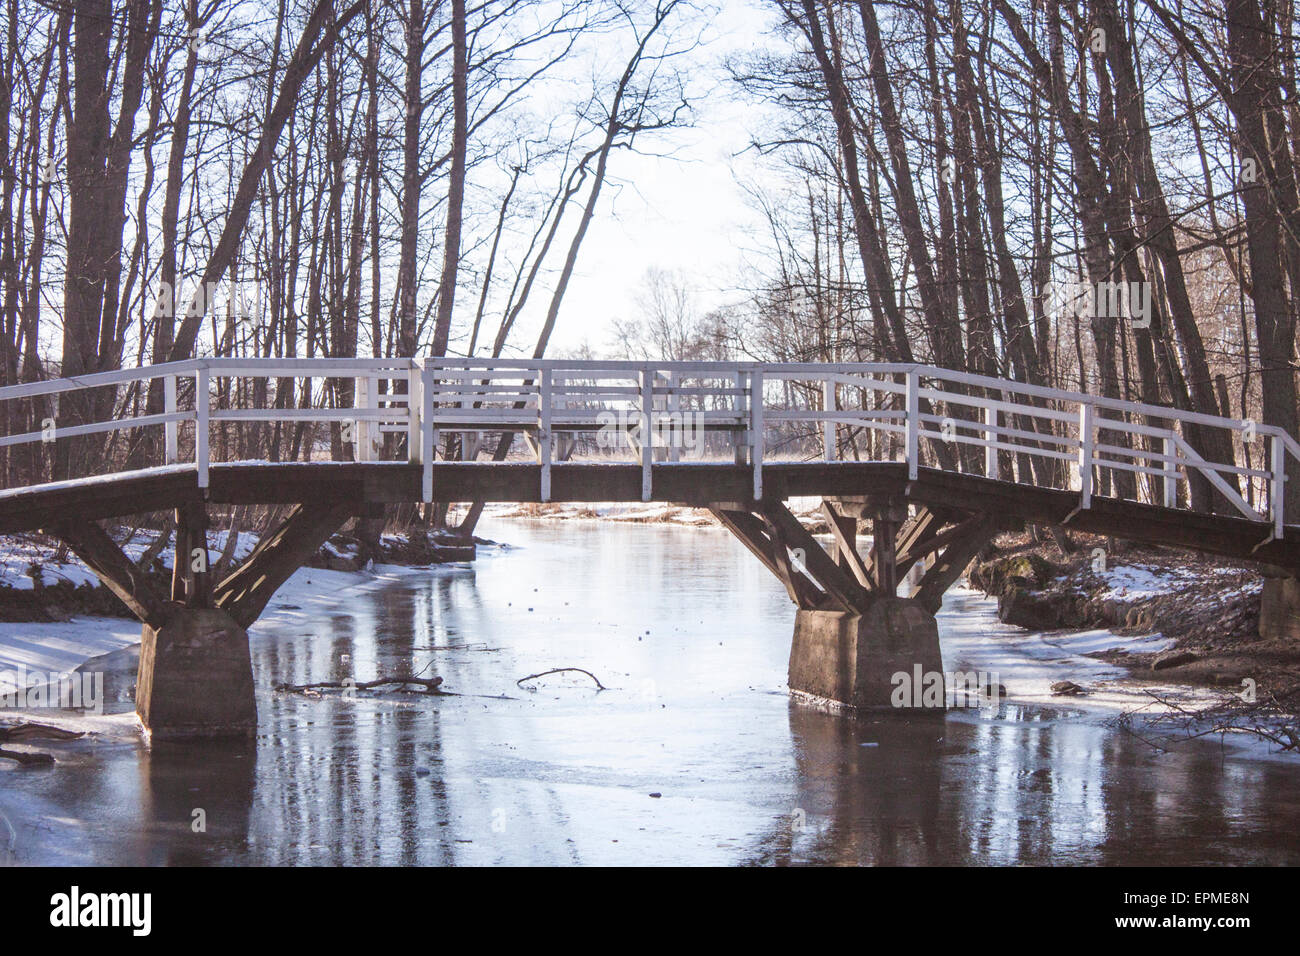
(968, 532, 1300, 720)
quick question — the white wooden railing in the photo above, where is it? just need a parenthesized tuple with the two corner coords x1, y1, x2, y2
(0, 358, 1296, 537)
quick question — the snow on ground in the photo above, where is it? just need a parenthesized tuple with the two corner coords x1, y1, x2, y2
(942, 585, 1299, 761)
(0, 525, 264, 591)
(0, 537, 100, 590)
(0, 616, 139, 683)
(1092, 562, 1241, 602)
(940, 584, 1182, 712)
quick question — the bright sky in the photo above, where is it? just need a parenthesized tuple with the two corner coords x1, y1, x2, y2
(544, 0, 783, 357)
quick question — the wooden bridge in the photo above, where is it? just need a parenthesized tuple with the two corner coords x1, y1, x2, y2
(1, 358, 1297, 736)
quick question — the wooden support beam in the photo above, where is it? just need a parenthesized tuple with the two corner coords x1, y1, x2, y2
(820, 501, 875, 592)
(892, 506, 947, 577)
(896, 511, 984, 579)
(871, 515, 900, 596)
(214, 502, 355, 629)
(764, 518, 821, 608)
(173, 501, 212, 607)
(710, 507, 822, 608)
(911, 514, 997, 613)
(48, 520, 171, 629)
(759, 499, 871, 613)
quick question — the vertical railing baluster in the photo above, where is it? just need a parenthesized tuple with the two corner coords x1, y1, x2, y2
(196, 365, 210, 489)
(750, 367, 764, 501)
(667, 369, 680, 463)
(640, 368, 653, 502)
(823, 377, 835, 462)
(734, 369, 748, 466)
(421, 363, 435, 503)
(983, 401, 998, 480)
(353, 375, 371, 462)
(539, 366, 553, 502)
(1271, 432, 1285, 539)
(1078, 402, 1094, 509)
(905, 369, 919, 480)
(164, 374, 178, 465)
(1162, 433, 1177, 509)
(407, 363, 421, 464)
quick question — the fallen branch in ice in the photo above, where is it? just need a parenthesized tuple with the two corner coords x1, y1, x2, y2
(275, 675, 445, 696)
(515, 668, 606, 691)
(0, 722, 83, 766)
(0, 722, 84, 742)
(0, 747, 54, 766)
(1112, 684, 1300, 753)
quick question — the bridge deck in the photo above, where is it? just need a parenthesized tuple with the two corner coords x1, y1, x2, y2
(2, 460, 1295, 572)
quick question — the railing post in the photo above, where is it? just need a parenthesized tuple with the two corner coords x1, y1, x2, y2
(640, 368, 653, 502)
(734, 369, 748, 466)
(1271, 432, 1286, 539)
(1162, 434, 1177, 509)
(407, 363, 421, 464)
(164, 374, 178, 465)
(353, 375, 372, 462)
(823, 378, 835, 462)
(666, 370, 680, 463)
(750, 367, 764, 501)
(983, 402, 998, 480)
(539, 366, 553, 502)
(421, 364, 434, 502)
(195, 366, 209, 490)
(904, 369, 919, 480)
(1078, 402, 1094, 509)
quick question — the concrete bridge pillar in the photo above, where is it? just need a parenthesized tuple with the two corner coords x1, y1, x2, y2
(137, 607, 256, 740)
(789, 598, 943, 712)
(712, 496, 1002, 716)
(47, 500, 354, 741)
(1260, 576, 1300, 642)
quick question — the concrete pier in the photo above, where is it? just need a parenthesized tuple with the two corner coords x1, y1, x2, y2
(1260, 576, 1300, 643)
(788, 598, 945, 713)
(136, 608, 256, 740)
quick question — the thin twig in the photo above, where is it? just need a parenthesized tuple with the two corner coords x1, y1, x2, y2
(516, 667, 606, 690)
(276, 675, 445, 695)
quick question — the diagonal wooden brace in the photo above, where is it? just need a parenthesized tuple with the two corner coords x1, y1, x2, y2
(710, 507, 823, 608)
(910, 514, 998, 613)
(819, 501, 875, 592)
(48, 519, 173, 630)
(214, 501, 355, 629)
(758, 499, 872, 613)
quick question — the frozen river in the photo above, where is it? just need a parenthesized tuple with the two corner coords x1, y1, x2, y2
(3, 518, 1300, 865)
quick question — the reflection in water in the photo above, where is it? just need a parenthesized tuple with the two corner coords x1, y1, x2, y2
(2, 518, 1300, 865)
(141, 743, 256, 866)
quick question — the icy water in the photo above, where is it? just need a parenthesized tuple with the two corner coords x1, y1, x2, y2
(3, 518, 1300, 865)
